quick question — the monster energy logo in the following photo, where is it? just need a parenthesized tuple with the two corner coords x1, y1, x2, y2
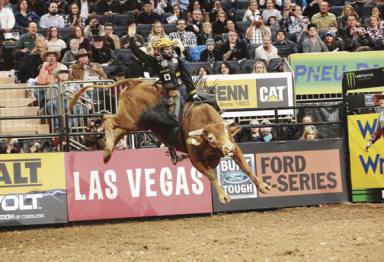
(345, 72, 355, 88)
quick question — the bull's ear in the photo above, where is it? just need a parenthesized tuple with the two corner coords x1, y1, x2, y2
(187, 136, 203, 146)
(228, 126, 241, 137)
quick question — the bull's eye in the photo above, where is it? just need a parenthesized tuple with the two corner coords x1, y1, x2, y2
(207, 134, 215, 142)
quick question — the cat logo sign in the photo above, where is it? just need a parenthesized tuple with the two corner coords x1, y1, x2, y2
(259, 86, 287, 102)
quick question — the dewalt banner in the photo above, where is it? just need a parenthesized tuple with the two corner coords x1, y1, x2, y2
(0, 153, 68, 226)
(348, 114, 384, 190)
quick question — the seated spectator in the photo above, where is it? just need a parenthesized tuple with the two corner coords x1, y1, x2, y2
(69, 48, 107, 80)
(77, 0, 95, 20)
(39, 1, 64, 28)
(369, 5, 383, 27)
(82, 118, 105, 150)
(219, 30, 249, 61)
(311, 1, 336, 31)
(169, 18, 197, 48)
(262, 0, 282, 24)
(73, 25, 91, 51)
(300, 125, 318, 140)
(120, 24, 145, 49)
(167, 4, 185, 24)
(28, 140, 43, 153)
(23, 36, 47, 82)
(65, 3, 86, 28)
(284, 5, 305, 42)
(322, 31, 344, 51)
(200, 38, 220, 63)
(148, 21, 168, 46)
(188, 0, 204, 21)
(243, 0, 261, 23)
(274, 30, 298, 57)
(121, 0, 141, 14)
(136, 1, 161, 24)
(252, 60, 267, 73)
(46, 26, 67, 52)
(56, 0, 69, 15)
(4, 138, 24, 154)
(15, 21, 39, 59)
(61, 38, 79, 66)
(302, 23, 328, 53)
(0, 0, 15, 32)
(224, 20, 243, 40)
(29, 0, 47, 17)
(258, 119, 275, 142)
(245, 16, 271, 46)
(219, 62, 233, 75)
(255, 35, 280, 64)
(84, 17, 105, 39)
(341, 15, 375, 51)
(266, 15, 281, 41)
(188, 9, 204, 36)
(212, 10, 228, 36)
(36, 48, 67, 85)
(150, 0, 167, 16)
(95, 0, 120, 16)
(195, 65, 212, 77)
(209, 0, 230, 23)
(197, 21, 219, 45)
(302, 0, 321, 19)
(104, 23, 120, 49)
(14, 0, 40, 28)
(337, 4, 359, 32)
(367, 16, 384, 49)
(91, 36, 117, 66)
(240, 118, 261, 142)
(168, 0, 189, 13)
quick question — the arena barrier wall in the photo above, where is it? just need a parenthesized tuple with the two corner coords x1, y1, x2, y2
(212, 139, 348, 212)
(0, 153, 68, 226)
(348, 114, 384, 202)
(65, 149, 213, 222)
(289, 51, 384, 95)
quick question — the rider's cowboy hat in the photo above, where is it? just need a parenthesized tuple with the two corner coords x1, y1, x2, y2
(156, 38, 173, 49)
(75, 48, 90, 59)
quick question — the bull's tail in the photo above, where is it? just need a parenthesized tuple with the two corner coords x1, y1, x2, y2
(68, 79, 133, 111)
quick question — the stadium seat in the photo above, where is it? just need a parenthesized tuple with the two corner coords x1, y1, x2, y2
(112, 14, 135, 26)
(236, 21, 251, 35)
(189, 61, 213, 76)
(136, 24, 152, 42)
(327, 0, 345, 6)
(213, 60, 241, 74)
(38, 28, 48, 37)
(114, 26, 127, 37)
(102, 65, 117, 78)
(59, 28, 73, 40)
(240, 59, 256, 73)
(235, 9, 246, 21)
(115, 49, 132, 64)
(268, 57, 285, 72)
(330, 6, 343, 16)
(96, 15, 112, 24)
(163, 23, 177, 34)
(248, 44, 260, 59)
(236, 0, 250, 10)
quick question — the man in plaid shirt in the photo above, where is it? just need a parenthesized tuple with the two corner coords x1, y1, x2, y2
(169, 18, 197, 48)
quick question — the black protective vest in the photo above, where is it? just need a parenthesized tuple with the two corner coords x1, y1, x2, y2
(157, 56, 182, 90)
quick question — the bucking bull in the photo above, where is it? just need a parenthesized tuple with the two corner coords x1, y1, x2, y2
(70, 79, 270, 203)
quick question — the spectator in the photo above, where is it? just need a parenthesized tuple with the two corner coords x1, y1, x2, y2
(136, 2, 161, 24)
(209, 0, 230, 23)
(341, 15, 375, 51)
(245, 16, 271, 46)
(53, 0, 68, 15)
(212, 10, 227, 36)
(367, 16, 384, 50)
(120, 24, 145, 49)
(242, 0, 261, 23)
(4, 138, 24, 154)
(84, 17, 105, 39)
(266, 15, 280, 41)
(302, 0, 322, 19)
(259, 0, 283, 9)
(21, 36, 46, 82)
(104, 23, 120, 49)
(150, 0, 167, 16)
(197, 21, 219, 45)
(168, 0, 189, 13)
(169, 18, 198, 48)
(39, 1, 64, 28)
(91, 36, 116, 66)
(148, 21, 168, 45)
(77, 0, 95, 19)
(36, 48, 67, 85)
(369, 6, 383, 26)
(300, 125, 318, 140)
(311, 1, 336, 31)
(337, 4, 359, 32)
(219, 30, 248, 61)
(46, 26, 67, 52)
(302, 23, 328, 53)
(72, 25, 91, 51)
(195, 65, 211, 76)
(0, 0, 15, 32)
(167, 4, 184, 24)
(188, 0, 204, 20)
(252, 60, 267, 73)
(188, 9, 204, 36)
(258, 119, 275, 142)
(121, 0, 141, 14)
(69, 48, 107, 80)
(284, 5, 304, 41)
(29, 0, 47, 17)
(65, 3, 85, 28)
(14, 0, 40, 28)
(200, 38, 220, 62)
(240, 119, 261, 142)
(15, 21, 39, 57)
(219, 62, 233, 75)
(273, 30, 298, 57)
(61, 38, 79, 66)
(322, 31, 344, 51)
(95, 0, 120, 16)
(255, 35, 279, 64)
(262, 0, 282, 24)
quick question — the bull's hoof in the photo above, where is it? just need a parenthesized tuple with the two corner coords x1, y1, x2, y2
(257, 182, 271, 194)
(219, 193, 231, 204)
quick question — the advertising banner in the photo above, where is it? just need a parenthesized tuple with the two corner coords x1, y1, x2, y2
(65, 149, 212, 221)
(0, 153, 67, 226)
(213, 140, 348, 212)
(202, 73, 294, 117)
(348, 114, 384, 202)
(289, 51, 384, 95)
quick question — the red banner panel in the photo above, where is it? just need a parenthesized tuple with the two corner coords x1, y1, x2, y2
(65, 149, 212, 221)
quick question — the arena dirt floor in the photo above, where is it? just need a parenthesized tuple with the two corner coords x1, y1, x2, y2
(0, 203, 383, 261)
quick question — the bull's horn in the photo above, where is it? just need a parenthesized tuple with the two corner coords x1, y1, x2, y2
(224, 119, 234, 127)
(188, 129, 204, 136)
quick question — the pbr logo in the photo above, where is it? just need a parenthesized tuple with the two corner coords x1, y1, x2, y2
(216, 154, 258, 199)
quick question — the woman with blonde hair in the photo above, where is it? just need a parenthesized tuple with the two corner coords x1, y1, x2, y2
(22, 36, 47, 82)
(148, 21, 168, 45)
(300, 125, 318, 140)
(212, 10, 228, 36)
(337, 4, 360, 31)
(252, 60, 267, 73)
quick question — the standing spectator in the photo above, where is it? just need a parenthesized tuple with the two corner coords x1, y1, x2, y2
(14, 0, 40, 28)
(243, 0, 261, 23)
(311, 1, 336, 31)
(219, 30, 249, 61)
(91, 36, 116, 66)
(69, 48, 107, 80)
(0, 0, 15, 32)
(337, 4, 359, 32)
(252, 60, 267, 73)
(136, 2, 161, 24)
(255, 35, 279, 64)
(46, 26, 67, 52)
(36, 48, 67, 85)
(72, 25, 91, 51)
(39, 2, 64, 28)
(200, 38, 220, 62)
(302, 23, 328, 53)
(273, 30, 298, 57)
(61, 38, 79, 66)
(29, 0, 47, 17)
(104, 23, 120, 49)
(262, 0, 282, 24)
(65, 3, 85, 28)
(95, 0, 120, 16)
(212, 10, 227, 36)
(245, 16, 271, 46)
(322, 31, 344, 51)
(169, 18, 198, 48)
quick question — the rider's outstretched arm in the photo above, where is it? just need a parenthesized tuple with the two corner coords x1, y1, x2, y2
(129, 37, 158, 68)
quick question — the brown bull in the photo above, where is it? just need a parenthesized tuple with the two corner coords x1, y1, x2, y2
(70, 79, 270, 203)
